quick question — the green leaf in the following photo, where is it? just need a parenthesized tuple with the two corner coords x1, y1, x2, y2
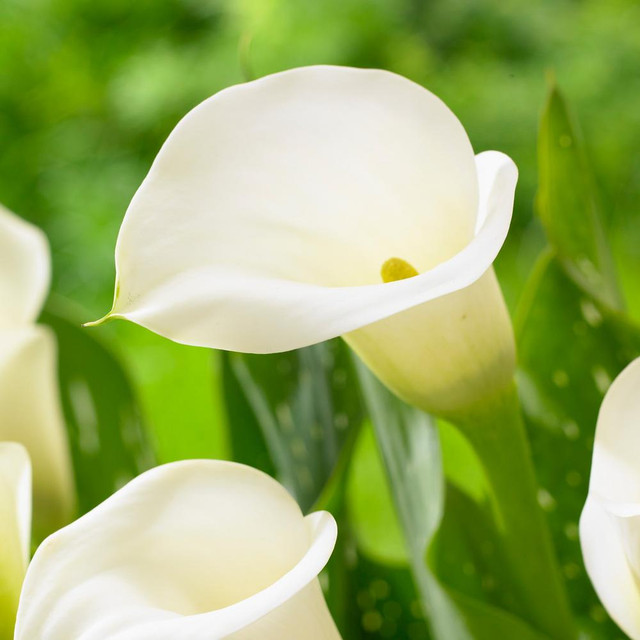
(353, 358, 549, 640)
(516, 251, 640, 639)
(220, 338, 364, 513)
(527, 82, 640, 638)
(347, 421, 408, 566)
(326, 499, 431, 640)
(537, 83, 622, 310)
(112, 324, 229, 464)
(41, 298, 156, 515)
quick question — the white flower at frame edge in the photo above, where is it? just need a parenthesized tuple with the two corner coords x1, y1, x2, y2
(92, 65, 518, 418)
(580, 357, 640, 639)
(0, 442, 31, 640)
(15, 459, 341, 640)
(0, 204, 75, 532)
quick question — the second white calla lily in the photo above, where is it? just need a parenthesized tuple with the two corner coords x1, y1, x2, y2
(15, 459, 340, 639)
(580, 357, 640, 639)
(95, 65, 518, 417)
(0, 205, 74, 533)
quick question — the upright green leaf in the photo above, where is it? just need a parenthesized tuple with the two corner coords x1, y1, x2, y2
(41, 298, 155, 515)
(537, 83, 623, 310)
(515, 83, 640, 638)
(344, 419, 432, 638)
(516, 252, 640, 639)
(353, 359, 548, 640)
(221, 338, 363, 513)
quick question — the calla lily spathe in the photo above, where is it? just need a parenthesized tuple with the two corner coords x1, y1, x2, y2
(94, 65, 517, 417)
(15, 459, 340, 640)
(580, 357, 640, 639)
(0, 205, 74, 533)
(0, 442, 31, 639)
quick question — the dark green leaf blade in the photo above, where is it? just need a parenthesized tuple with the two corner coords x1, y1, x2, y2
(221, 339, 364, 513)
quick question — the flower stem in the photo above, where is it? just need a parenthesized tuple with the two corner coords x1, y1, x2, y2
(451, 382, 576, 640)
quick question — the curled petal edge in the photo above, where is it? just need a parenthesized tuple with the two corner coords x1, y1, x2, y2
(580, 495, 640, 640)
(16, 460, 338, 640)
(100, 151, 517, 354)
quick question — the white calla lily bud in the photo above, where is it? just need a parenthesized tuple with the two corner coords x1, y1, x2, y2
(95, 65, 517, 417)
(0, 205, 75, 531)
(15, 460, 341, 640)
(580, 357, 640, 639)
(0, 443, 31, 640)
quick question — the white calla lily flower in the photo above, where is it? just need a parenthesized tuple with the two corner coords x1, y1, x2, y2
(0, 205, 75, 531)
(580, 357, 640, 639)
(0, 442, 31, 639)
(15, 460, 341, 640)
(94, 65, 517, 417)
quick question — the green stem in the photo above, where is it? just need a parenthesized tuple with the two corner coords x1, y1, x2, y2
(452, 383, 576, 640)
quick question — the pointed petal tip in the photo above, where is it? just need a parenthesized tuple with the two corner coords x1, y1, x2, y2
(82, 313, 115, 328)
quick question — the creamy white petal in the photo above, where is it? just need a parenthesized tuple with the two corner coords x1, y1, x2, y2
(587, 357, 640, 503)
(0, 327, 75, 534)
(580, 358, 640, 639)
(580, 498, 640, 639)
(0, 442, 31, 639)
(0, 204, 50, 328)
(15, 460, 340, 640)
(99, 66, 516, 353)
(344, 268, 514, 417)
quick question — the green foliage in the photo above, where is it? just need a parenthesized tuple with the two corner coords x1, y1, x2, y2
(517, 255, 640, 639)
(355, 362, 548, 640)
(221, 340, 363, 512)
(110, 323, 228, 464)
(514, 84, 640, 638)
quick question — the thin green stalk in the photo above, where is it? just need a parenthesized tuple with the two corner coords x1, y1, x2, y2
(452, 383, 576, 640)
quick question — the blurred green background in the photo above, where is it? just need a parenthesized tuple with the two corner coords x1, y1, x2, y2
(2, 1, 640, 638)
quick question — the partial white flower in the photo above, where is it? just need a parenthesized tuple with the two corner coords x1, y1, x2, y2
(15, 459, 340, 640)
(0, 204, 49, 329)
(0, 442, 31, 639)
(580, 357, 640, 639)
(0, 205, 75, 531)
(95, 65, 517, 417)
